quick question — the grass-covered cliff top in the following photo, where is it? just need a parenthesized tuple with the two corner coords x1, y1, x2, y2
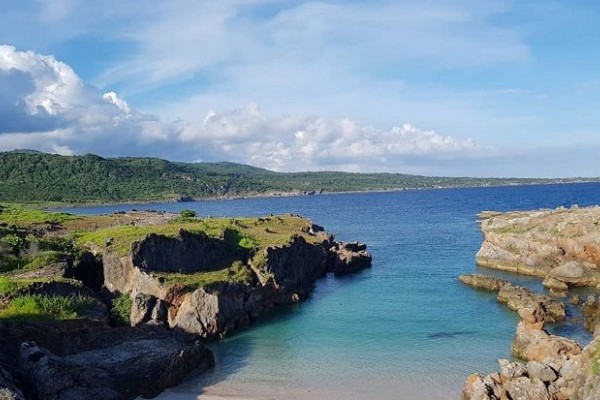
(0, 203, 325, 319)
(1, 150, 592, 204)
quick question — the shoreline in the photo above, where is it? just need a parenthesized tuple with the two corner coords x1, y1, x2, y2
(48, 179, 600, 210)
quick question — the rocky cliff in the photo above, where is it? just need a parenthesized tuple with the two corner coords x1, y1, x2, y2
(102, 221, 371, 339)
(476, 206, 600, 288)
(463, 205, 600, 399)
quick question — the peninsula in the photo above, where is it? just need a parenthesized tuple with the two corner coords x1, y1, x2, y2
(0, 204, 371, 399)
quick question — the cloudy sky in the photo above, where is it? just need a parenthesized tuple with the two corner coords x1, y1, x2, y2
(1, 0, 599, 177)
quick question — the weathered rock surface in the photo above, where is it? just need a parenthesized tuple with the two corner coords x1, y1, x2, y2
(0, 320, 214, 400)
(460, 275, 565, 322)
(104, 228, 371, 340)
(582, 296, 600, 333)
(462, 306, 600, 400)
(497, 284, 566, 323)
(511, 307, 580, 362)
(476, 206, 600, 286)
(326, 241, 372, 275)
(459, 274, 510, 291)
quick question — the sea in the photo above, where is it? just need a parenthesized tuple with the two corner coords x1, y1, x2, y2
(58, 182, 600, 399)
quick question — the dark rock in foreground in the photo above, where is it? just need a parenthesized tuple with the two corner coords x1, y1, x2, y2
(0, 320, 214, 400)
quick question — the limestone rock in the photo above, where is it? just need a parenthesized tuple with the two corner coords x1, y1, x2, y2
(542, 277, 568, 292)
(505, 377, 551, 400)
(511, 320, 581, 363)
(498, 359, 527, 380)
(548, 261, 600, 287)
(475, 206, 600, 285)
(526, 360, 558, 382)
(459, 274, 510, 291)
(326, 241, 372, 275)
(497, 284, 565, 323)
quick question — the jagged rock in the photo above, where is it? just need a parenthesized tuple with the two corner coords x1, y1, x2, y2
(582, 299, 600, 332)
(462, 373, 506, 400)
(131, 293, 168, 327)
(505, 377, 551, 400)
(459, 274, 510, 291)
(498, 359, 527, 380)
(475, 207, 600, 285)
(542, 277, 568, 292)
(526, 360, 558, 382)
(326, 241, 372, 275)
(497, 284, 565, 323)
(548, 261, 600, 287)
(511, 318, 581, 363)
(17, 334, 214, 400)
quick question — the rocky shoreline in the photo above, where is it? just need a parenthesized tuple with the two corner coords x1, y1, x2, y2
(461, 206, 600, 399)
(0, 209, 371, 399)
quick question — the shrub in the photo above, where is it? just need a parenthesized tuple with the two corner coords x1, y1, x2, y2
(111, 294, 132, 326)
(179, 209, 197, 218)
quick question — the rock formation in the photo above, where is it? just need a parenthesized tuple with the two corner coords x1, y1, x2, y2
(459, 274, 565, 322)
(476, 206, 600, 287)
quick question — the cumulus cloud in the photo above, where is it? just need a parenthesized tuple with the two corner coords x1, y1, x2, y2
(0, 45, 477, 172)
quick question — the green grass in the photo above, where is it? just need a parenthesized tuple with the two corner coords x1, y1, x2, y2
(0, 294, 101, 320)
(111, 293, 132, 325)
(0, 203, 78, 226)
(155, 260, 254, 290)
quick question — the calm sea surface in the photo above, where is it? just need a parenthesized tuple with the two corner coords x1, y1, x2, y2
(58, 183, 600, 399)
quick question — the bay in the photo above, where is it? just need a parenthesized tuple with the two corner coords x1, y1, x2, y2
(59, 182, 600, 399)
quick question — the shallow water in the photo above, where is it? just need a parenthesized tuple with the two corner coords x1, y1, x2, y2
(60, 183, 600, 399)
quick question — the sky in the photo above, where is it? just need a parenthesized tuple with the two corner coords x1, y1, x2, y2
(1, 0, 600, 177)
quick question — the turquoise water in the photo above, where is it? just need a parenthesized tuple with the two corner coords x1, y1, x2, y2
(59, 183, 600, 399)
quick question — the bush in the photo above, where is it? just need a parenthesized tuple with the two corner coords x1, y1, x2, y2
(111, 294, 132, 326)
(179, 209, 197, 218)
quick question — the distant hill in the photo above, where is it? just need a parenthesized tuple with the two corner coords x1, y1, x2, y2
(0, 151, 593, 204)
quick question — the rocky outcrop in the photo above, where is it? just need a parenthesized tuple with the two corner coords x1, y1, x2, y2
(460, 275, 565, 323)
(498, 284, 566, 323)
(459, 274, 510, 291)
(326, 241, 372, 275)
(511, 307, 581, 362)
(132, 230, 232, 274)
(0, 320, 214, 400)
(103, 226, 371, 340)
(476, 206, 600, 287)
(462, 306, 594, 400)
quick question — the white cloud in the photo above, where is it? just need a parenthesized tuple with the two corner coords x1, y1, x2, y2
(0, 45, 478, 173)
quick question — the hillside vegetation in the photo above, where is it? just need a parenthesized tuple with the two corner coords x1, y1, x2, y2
(0, 150, 590, 204)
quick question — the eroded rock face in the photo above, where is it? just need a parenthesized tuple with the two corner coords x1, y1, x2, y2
(459, 274, 510, 291)
(132, 230, 231, 274)
(326, 241, 372, 275)
(497, 284, 565, 323)
(17, 334, 214, 400)
(476, 206, 600, 286)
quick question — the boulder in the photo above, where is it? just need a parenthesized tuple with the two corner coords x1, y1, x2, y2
(548, 261, 600, 287)
(542, 277, 568, 292)
(131, 293, 168, 327)
(498, 359, 527, 380)
(511, 319, 581, 363)
(526, 361, 558, 382)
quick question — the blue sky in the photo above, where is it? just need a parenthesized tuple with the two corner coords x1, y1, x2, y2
(1, 0, 600, 177)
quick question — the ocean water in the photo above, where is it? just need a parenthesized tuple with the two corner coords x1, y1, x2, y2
(59, 183, 600, 399)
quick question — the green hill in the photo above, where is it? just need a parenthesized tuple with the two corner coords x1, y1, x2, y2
(0, 151, 592, 204)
